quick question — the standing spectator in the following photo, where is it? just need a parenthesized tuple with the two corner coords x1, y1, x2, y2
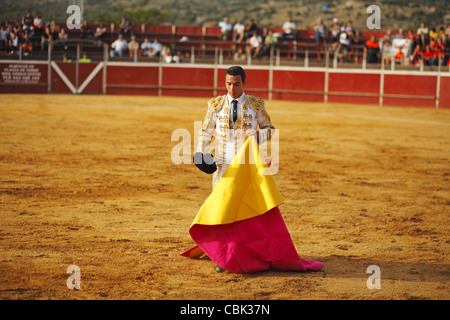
(119, 15, 134, 37)
(218, 17, 232, 41)
(281, 16, 297, 42)
(261, 29, 278, 57)
(80, 20, 93, 40)
(364, 34, 379, 63)
(329, 18, 341, 50)
(233, 20, 245, 43)
(128, 35, 139, 58)
(94, 24, 107, 45)
(417, 22, 429, 48)
(246, 31, 262, 58)
(22, 10, 34, 32)
(110, 34, 128, 57)
(244, 19, 258, 41)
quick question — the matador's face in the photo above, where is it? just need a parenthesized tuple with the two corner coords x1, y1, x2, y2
(225, 74, 245, 99)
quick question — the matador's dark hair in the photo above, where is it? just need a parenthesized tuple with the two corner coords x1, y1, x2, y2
(225, 66, 246, 83)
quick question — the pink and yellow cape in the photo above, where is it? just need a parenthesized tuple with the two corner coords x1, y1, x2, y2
(181, 136, 323, 273)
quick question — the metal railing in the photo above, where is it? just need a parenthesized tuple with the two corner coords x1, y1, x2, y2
(2, 38, 449, 74)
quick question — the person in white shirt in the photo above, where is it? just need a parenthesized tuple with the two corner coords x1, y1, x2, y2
(246, 32, 262, 57)
(282, 17, 297, 42)
(218, 17, 232, 41)
(151, 38, 162, 57)
(233, 21, 245, 43)
(110, 34, 128, 57)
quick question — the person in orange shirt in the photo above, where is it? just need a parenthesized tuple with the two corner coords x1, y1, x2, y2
(364, 34, 379, 63)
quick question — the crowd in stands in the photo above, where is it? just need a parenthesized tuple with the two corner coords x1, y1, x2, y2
(1, 9, 449, 67)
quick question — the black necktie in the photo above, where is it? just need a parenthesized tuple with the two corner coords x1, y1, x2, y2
(232, 100, 238, 123)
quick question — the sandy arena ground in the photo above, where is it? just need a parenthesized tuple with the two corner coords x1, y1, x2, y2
(0, 94, 449, 300)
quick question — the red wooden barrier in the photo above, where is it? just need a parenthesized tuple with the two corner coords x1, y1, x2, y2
(1, 60, 449, 108)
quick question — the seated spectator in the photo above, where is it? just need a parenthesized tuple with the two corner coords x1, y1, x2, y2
(364, 34, 379, 63)
(128, 35, 139, 58)
(21, 31, 33, 55)
(12, 22, 22, 42)
(246, 31, 262, 58)
(33, 12, 44, 40)
(151, 38, 162, 57)
(345, 20, 357, 37)
(281, 16, 297, 42)
(262, 29, 278, 57)
(0, 25, 8, 52)
(6, 32, 18, 54)
(244, 19, 258, 41)
(394, 28, 406, 39)
(445, 24, 450, 45)
(329, 18, 341, 50)
(22, 10, 34, 32)
(337, 27, 350, 62)
(233, 47, 247, 61)
(62, 53, 72, 63)
(432, 38, 446, 66)
(172, 50, 183, 63)
(80, 20, 93, 40)
(40, 26, 52, 51)
(95, 24, 107, 45)
(437, 27, 446, 42)
(218, 17, 232, 41)
(140, 37, 152, 56)
(422, 45, 435, 65)
(110, 34, 128, 57)
(314, 18, 327, 45)
(233, 20, 245, 43)
(79, 52, 91, 63)
(119, 15, 134, 37)
(57, 27, 68, 51)
(429, 28, 438, 42)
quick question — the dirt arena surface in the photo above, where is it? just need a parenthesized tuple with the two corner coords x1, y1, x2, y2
(0, 94, 449, 301)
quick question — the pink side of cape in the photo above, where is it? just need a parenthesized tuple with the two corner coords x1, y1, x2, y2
(181, 206, 323, 274)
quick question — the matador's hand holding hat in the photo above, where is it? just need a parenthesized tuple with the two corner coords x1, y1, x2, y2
(193, 152, 217, 174)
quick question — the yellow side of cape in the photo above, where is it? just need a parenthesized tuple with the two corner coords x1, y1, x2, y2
(192, 136, 283, 226)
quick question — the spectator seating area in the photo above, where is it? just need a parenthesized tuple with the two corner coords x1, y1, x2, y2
(2, 17, 450, 68)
